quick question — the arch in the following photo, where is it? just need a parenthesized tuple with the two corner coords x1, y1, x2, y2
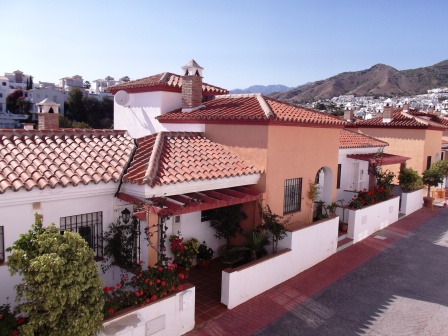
(315, 166, 333, 206)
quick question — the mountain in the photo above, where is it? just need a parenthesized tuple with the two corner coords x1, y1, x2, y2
(270, 60, 448, 103)
(230, 84, 293, 95)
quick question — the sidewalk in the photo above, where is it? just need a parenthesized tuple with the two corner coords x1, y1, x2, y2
(187, 207, 445, 335)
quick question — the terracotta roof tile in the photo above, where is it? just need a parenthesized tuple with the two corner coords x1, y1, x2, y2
(347, 108, 447, 130)
(108, 72, 228, 95)
(157, 94, 345, 127)
(0, 129, 135, 194)
(123, 132, 260, 187)
(339, 129, 388, 149)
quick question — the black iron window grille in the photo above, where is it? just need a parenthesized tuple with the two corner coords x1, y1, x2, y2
(60, 211, 103, 258)
(0, 226, 4, 263)
(284, 178, 302, 214)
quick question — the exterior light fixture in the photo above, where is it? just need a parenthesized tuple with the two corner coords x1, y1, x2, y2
(121, 208, 131, 224)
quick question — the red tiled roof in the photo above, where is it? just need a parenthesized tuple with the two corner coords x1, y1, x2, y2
(123, 131, 260, 187)
(347, 153, 410, 165)
(347, 109, 447, 130)
(108, 72, 228, 95)
(156, 94, 346, 127)
(0, 129, 134, 194)
(339, 129, 388, 149)
(117, 186, 261, 216)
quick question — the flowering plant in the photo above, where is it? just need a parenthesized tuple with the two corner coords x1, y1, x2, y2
(169, 234, 199, 270)
(349, 186, 393, 209)
(103, 261, 183, 317)
(0, 303, 27, 335)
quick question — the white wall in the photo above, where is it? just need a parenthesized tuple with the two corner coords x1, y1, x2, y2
(0, 183, 119, 305)
(347, 196, 400, 243)
(113, 91, 204, 138)
(221, 216, 338, 309)
(163, 211, 223, 264)
(100, 285, 195, 336)
(400, 188, 424, 216)
(337, 148, 375, 204)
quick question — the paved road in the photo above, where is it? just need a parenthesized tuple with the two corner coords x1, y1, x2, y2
(189, 207, 448, 336)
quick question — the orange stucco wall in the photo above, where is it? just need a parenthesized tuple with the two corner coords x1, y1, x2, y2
(357, 128, 442, 175)
(205, 124, 341, 228)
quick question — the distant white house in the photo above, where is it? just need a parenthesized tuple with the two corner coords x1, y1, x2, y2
(27, 87, 67, 116)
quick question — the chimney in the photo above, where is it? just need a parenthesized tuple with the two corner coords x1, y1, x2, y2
(343, 103, 354, 122)
(402, 100, 409, 112)
(382, 98, 393, 123)
(428, 103, 435, 113)
(181, 60, 204, 112)
(37, 98, 60, 130)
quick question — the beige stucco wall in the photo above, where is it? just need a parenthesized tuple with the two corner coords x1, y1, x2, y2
(205, 124, 341, 229)
(357, 128, 442, 175)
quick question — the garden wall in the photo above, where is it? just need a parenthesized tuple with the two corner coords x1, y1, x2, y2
(400, 189, 423, 216)
(347, 196, 399, 243)
(221, 216, 338, 309)
(100, 284, 195, 336)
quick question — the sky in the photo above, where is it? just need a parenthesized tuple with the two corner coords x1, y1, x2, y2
(1, 1, 447, 90)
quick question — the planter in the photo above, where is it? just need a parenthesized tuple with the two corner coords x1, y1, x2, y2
(339, 222, 348, 233)
(198, 259, 211, 269)
(423, 196, 434, 208)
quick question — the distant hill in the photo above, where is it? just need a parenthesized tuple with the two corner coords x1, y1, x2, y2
(230, 84, 293, 95)
(270, 60, 448, 103)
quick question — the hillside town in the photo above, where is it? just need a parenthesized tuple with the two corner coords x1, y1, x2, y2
(1, 59, 448, 335)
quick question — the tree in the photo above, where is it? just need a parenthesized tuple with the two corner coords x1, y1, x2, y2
(6, 90, 24, 113)
(6, 214, 104, 336)
(58, 115, 91, 128)
(120, 76, 130, 82)
(67, 88, 85, 122)
(258, 204, 290, 253)
(422, 166, 443, 198)
(208, 204, 247, 248)
(84, 80, 91, 89)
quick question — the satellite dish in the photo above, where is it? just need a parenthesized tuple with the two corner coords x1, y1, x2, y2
(115, 90, 129, 106)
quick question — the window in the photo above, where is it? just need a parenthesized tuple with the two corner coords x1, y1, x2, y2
(442, 152, 445, 161)
(337, 164, 342, 189)
(201, 209, 213, 222)
(284, 178, 302, 214)
(427, 156, 432, 170)
(0, 226, 4, 263)
(60, 212, 103, 258)
(0, 93, 2, 98)
(1, 82, 6, 86)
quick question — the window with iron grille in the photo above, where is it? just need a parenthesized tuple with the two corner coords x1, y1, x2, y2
(0, 226, 4, 263)
(60, 212, 103, 258)
(284, 178, 302, 214)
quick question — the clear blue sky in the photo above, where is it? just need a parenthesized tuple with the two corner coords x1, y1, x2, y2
(1, 1, 447, 90)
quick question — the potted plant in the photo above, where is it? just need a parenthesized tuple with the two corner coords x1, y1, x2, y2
(197, 241, 214, 269)
(244, 229, 269, 261)
(398, 167, 423, 192)
(169, 234, 199, 276)
(422, 165, 443, 207)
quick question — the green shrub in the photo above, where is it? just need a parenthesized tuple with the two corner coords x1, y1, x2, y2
(6, 214, 104, 336)
(398, 167, 423, 192)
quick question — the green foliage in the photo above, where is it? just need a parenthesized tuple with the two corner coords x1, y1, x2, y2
(398, 167, 423, 192)
(219, 246, 249, 267)
(6, 90, 25, 114)
(103, 216, 141, 271)
(432, 160, 448, 177)
(422, 165, 444, 197)
(103, 264, 182, 317)
(65, 89, 113, 128)
(197, 241, 214, 260)
(244, 230, 269, 261)
(208, 204, 247, 248)
(6, 214, 104, 336)
(258, 204, 290, 253)
(58, 115, 91, 128)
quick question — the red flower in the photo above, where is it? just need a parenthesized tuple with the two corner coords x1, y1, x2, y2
(171, 286, 175, 291)
(156, 279, 161, 284)
(121, 275, 127, 281)
(178, 285, 183, 291)
(146, 298, 150, 303)
(161, 281, 166, 287)
(139, 273, 143, 277)
(116, 283, 121, 288)
(17, 317, 25, 325)
(138, 260, 144, 265)
(151, 295, 157, 301)
(158, 267, 163, 271)
(108, 308, 115, 314)
(12, 331, 19, 336)
(103, 287, 110, 293)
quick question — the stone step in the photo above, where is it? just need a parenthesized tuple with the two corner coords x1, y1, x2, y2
(337, 237, 354, 251)
(338, 231, 348, 241)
